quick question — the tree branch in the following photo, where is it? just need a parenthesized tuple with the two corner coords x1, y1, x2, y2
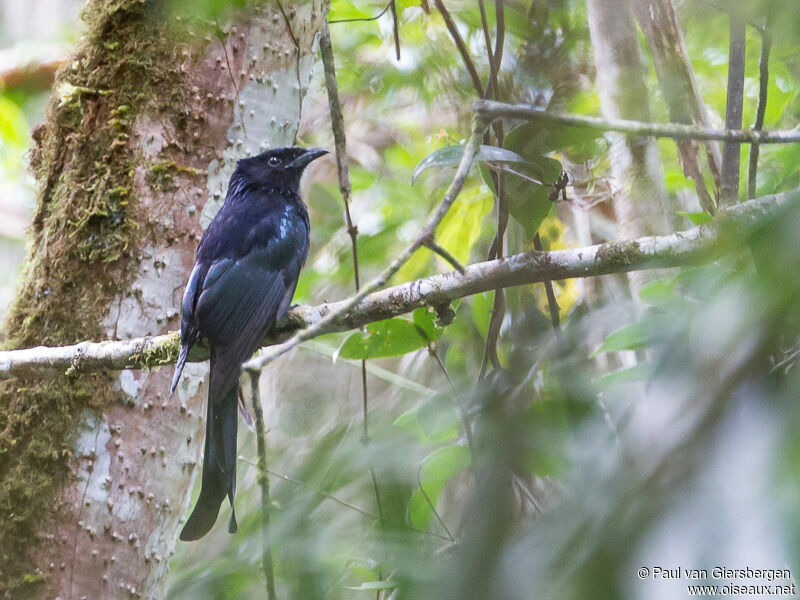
(474, 100, 800, 144)
(2, 188, 796, 380)
(720, 12, 746, 206)
(249, 371, 277, 600)
(748, 14, 773, 199)
(0, 45, 65, 92)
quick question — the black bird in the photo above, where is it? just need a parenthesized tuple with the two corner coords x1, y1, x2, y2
(170, 146, 327, 541)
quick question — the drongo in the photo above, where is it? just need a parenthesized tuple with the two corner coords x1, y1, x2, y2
(171, 146, 327, 541)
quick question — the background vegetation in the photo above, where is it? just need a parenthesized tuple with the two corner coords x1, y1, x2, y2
(2, 1, 800, 598)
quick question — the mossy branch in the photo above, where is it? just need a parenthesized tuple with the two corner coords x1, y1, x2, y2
(2, 187, 797, 381)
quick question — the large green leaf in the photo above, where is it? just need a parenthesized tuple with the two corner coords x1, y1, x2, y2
(478, 123, 571, 238)
(502, 120, 605, 161)
(412, 144, 529, 184)
(408, 444, 471, 530)
(594, 321, 655, 355)
(394, 393, 461, 444)
(336, 308, 444, 360)
(346, 581, 398, 591)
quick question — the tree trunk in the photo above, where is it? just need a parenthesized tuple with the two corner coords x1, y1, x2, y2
(586, 0, 670, 293)
(632, 0, 722, 215)
(0, 1, 327, 598)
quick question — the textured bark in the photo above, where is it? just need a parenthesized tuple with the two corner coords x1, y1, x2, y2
(0, 1, 327, 598)
(586, 0, 670, 293)
(632, 0, 722, 214)
(720, 14, 747, 207)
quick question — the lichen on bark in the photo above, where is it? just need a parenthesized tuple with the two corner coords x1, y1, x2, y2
(0, 0, 206, 593)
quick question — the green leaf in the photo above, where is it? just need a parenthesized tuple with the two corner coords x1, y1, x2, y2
(638, 278, 676, 307)
(596, 362, 653, 389)
(346, 581, 399, 591)
(478, 124, 566, 238)
(412, 144, 529, 184)
(678, 210, 713, 225)
(434, 187, 493, 263)
(502, 120, 605, 161)
(408, 445, 471, 529)
(393, 393, 461, 443)
(510, 181, 555, 239)
(412, 307, 444, 342)
(594, 321, 654, 354)
(337, 318, 431, 360)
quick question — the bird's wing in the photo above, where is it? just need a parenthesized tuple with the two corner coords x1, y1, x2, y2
(193, 229, 306, 400)
(170, 262, 205, 395)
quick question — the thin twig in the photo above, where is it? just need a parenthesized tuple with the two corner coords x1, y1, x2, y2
(417, 465, 456, 540)
(256, 465, 454, 542)
(474, 100, 800, 144)
(493, 0, 505, 93)
(424, 237, 466, 273)
(320, 21, 384, 535)
(480, 171, 507, 377)
(478, 0, 496, 98)
(533, 233, 561, 333)
(748, 15, 773, 199)
(389, 0, 401, 60)
(720, 13, 746, 206)
(242, 120, 486, 373)
(429, 345, 475, 454)
(320, 22, 360, 292)
(433, 0, 485, 97)
(329, 1, 391, 24)
(249, 371, 277, 600)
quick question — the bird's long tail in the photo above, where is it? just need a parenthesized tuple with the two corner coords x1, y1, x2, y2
(179, 349, 239, 541)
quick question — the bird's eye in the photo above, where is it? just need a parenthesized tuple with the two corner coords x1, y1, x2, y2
(268, 156, 281, 167)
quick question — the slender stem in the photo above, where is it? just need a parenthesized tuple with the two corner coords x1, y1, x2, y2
(533, 233, 561, 333)
(249, 371, 277, 600)
(473, 100, 800, 144)
(748, 17, 772, 199)
(478, 0, 496, 98)
(329, 1, 391, 24)
(720, 13, 746, 206)
(423, 237, 466, 273)
(260, 466, 453, 542)
(433, 0, 485, 97)
(429, 345, 475, 454)
(320, 22, 384, 556)
(389, 0, 401, 60)
(319, 22, 360, 291)
(493, 0, 505, 91)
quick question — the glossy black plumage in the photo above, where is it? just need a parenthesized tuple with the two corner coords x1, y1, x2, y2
(171, 146, 327, 541)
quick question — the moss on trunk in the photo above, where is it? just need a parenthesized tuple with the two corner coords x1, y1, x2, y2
(0, 1, 202, 593)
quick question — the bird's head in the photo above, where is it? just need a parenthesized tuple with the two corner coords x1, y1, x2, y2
(236, 146, 328, 191)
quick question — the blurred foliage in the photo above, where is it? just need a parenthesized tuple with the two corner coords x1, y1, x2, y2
(164, 1, 800, 598)
(2, 0, 800, 598)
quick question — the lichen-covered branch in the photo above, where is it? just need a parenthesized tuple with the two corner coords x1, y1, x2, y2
(2, 187, 796, 381)
(475, 100, 800, 144)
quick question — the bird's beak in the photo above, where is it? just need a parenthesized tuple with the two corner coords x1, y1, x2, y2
(288, 147, 329, 169)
